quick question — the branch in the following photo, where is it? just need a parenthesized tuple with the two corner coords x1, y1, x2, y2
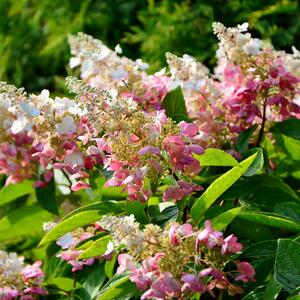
(255, 97, 268, 147)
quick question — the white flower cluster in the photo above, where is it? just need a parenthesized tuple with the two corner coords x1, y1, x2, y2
(0, 82, 85, 137)
(68, 33, 148, 88)
(98, 215, 145, 251)
(105, 89, 138, 113)
(280, 46, 300, 78)
(166, 52, 209, 89)
(213, 22, 261, 63)
(165, 52, 220, 127)
(166, 52, 219, 95)
(0, 251, 24, 279)
(0, 250, 46, 298)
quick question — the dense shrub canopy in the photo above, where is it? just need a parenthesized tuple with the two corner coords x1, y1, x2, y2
(1, 0, 300, 92)
(1, 2, 300, 300)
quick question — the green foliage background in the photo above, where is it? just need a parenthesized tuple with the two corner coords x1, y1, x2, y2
(0, 0, 300, 93)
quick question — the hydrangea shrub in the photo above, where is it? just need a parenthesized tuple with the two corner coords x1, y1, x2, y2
(0, 23, 300, 300)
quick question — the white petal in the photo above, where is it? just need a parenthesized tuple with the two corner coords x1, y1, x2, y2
(237, 22, 249, 32)
(11, 116, 28, 134)
(110, 66, 128, 80)
(64, 152, 84, 166)
(114, 44, 122, 54)
(40, 89, 50, 100)
(243, 38, 261, 55)
(292, 46, 300, 57)
(57, 233, 75, 249)
(20, 102, 40, 117)
(109, 89, 118, 99)
(154, 67, 166, 76)
(0, 95, 11, 109)
(56, 115, 76, 134)
(104, 241, 114, 255)
(69, 57, 81, 68)
(96, 47, 110, 60)
(135, 59, 149, 70)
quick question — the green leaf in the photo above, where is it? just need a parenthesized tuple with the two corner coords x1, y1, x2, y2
(242, 286, 265, 300)
(243, 147, 264, 177)
(204, 205, 235, 220)
(237, 211, 300, 232)
(162, 86, 189, 122)
(39, 201, 123, 247)
(191, 153, 257, 222)
(0, 204, 52, 241)
(35, 178, 58, 215)
(231, 219, 275, 242)
(194, 149, 238, 167)
(82, 264, 107, 299)
(126, 201, 148, 224)
(236, 125, 258, 153)
(222, 174, 299, 211)
(79, 235, 111, 259)
(211, 207, 242, 230)
(275, 239, 300, 292)
(105, 254, 117, 279)
(89, 170, 106, 197)
(252, 175, 298, 198)
(151, 205, 178, 226)
(0, 180, 33, 206)
(264, 277, 282, 300)
(76, 233, 107, 250)
(271, 118, 300, 140)
(287, 296, 300, 300)
(240, 240, 277, 259)
(97, 274, 138, 300)
(44, 256, 69, 281)
(274, 202, 300, 223)
(61, 200, 124, 222)
(253, 257, 275, 285)
(101, 186, 127, 200)
(274, 133, 300, 161)
(47, 277, 81, 291)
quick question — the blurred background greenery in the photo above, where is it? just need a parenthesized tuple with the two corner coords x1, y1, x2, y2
(0, 0, 299, 94)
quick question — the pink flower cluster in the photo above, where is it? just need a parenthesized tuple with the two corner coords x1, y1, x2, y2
(142, 75, 170, 111)
(102, 111, 204, 202)
(0, 133, 41, 186)
(0, 84, 103, 190)
(0, 251, 46, 300)
(118, 253, 183, 300)
(57, 250, 95, 272)
(211, 23, 300, 143)
(68, 33, 170, 112)
(32, 115, 102, 191)
(56, 230, 96, 271)
(70, 26, 300, 150)
(2, 22, 299, 204)
(44, 222, 111, 272)
(165, 38, 300, 147)
(0, 75, 204, 203)
(117, 220, 255, 299)
(218, 57, 300, 136)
